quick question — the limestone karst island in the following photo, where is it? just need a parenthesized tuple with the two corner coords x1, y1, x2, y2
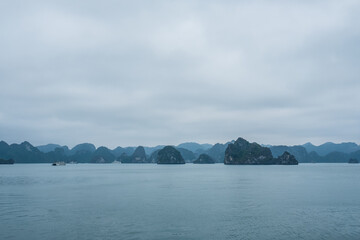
(0, 137, 302, 165)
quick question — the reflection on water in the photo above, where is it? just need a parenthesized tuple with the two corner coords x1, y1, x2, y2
(0, 164, 360, 240)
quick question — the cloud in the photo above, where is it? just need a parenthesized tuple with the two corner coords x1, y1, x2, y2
(0, 0, 360, 148)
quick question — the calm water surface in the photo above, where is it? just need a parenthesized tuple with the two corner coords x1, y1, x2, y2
(1, 164, 360, 240)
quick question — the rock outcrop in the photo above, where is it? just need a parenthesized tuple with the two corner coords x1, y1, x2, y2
(157, 146, 185, 164)
(275, 151, 298, 165)
(193, 154, 215, 164)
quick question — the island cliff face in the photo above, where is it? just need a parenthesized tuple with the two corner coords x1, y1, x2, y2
(131, 146, 147, 163)
(157, 146, 185, 164)
(193, 154, 215, 164)
(224, 137, 298, 165)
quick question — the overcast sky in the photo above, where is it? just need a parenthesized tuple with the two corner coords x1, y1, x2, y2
(0, 0, 359, 148)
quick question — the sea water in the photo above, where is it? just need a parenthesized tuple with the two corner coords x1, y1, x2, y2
(1, 164, 360, 240)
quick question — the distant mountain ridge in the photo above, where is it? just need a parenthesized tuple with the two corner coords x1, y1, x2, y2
(204, 141, 233, 163)
(302, 142, 360, 156)
(36, 144, 64, 153)
(176, 142, 212, 153)
(269, 143, 360, 163)
(0, 139, 358, 164)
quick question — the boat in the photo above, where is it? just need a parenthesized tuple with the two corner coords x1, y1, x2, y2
(52, 161, 66, 166)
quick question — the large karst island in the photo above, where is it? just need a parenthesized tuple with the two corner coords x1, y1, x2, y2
(224, 138, 298, 165)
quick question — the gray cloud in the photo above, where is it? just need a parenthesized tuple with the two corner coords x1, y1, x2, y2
(1, 0, 360, 148)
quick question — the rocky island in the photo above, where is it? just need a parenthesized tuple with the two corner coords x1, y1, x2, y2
(224, 137, 298, 165)
(157, 146, 185, 164)
(193, 154, 215, 164)
(348, 158, 359, 164)
(0, 158, 14, 164)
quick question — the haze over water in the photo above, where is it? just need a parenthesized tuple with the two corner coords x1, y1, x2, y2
(1, 164, 359, 240)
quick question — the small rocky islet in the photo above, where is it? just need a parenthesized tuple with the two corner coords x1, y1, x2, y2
(276, 151, 299, 165)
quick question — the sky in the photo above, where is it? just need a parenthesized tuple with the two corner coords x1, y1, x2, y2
(0, 0, 360, 148)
